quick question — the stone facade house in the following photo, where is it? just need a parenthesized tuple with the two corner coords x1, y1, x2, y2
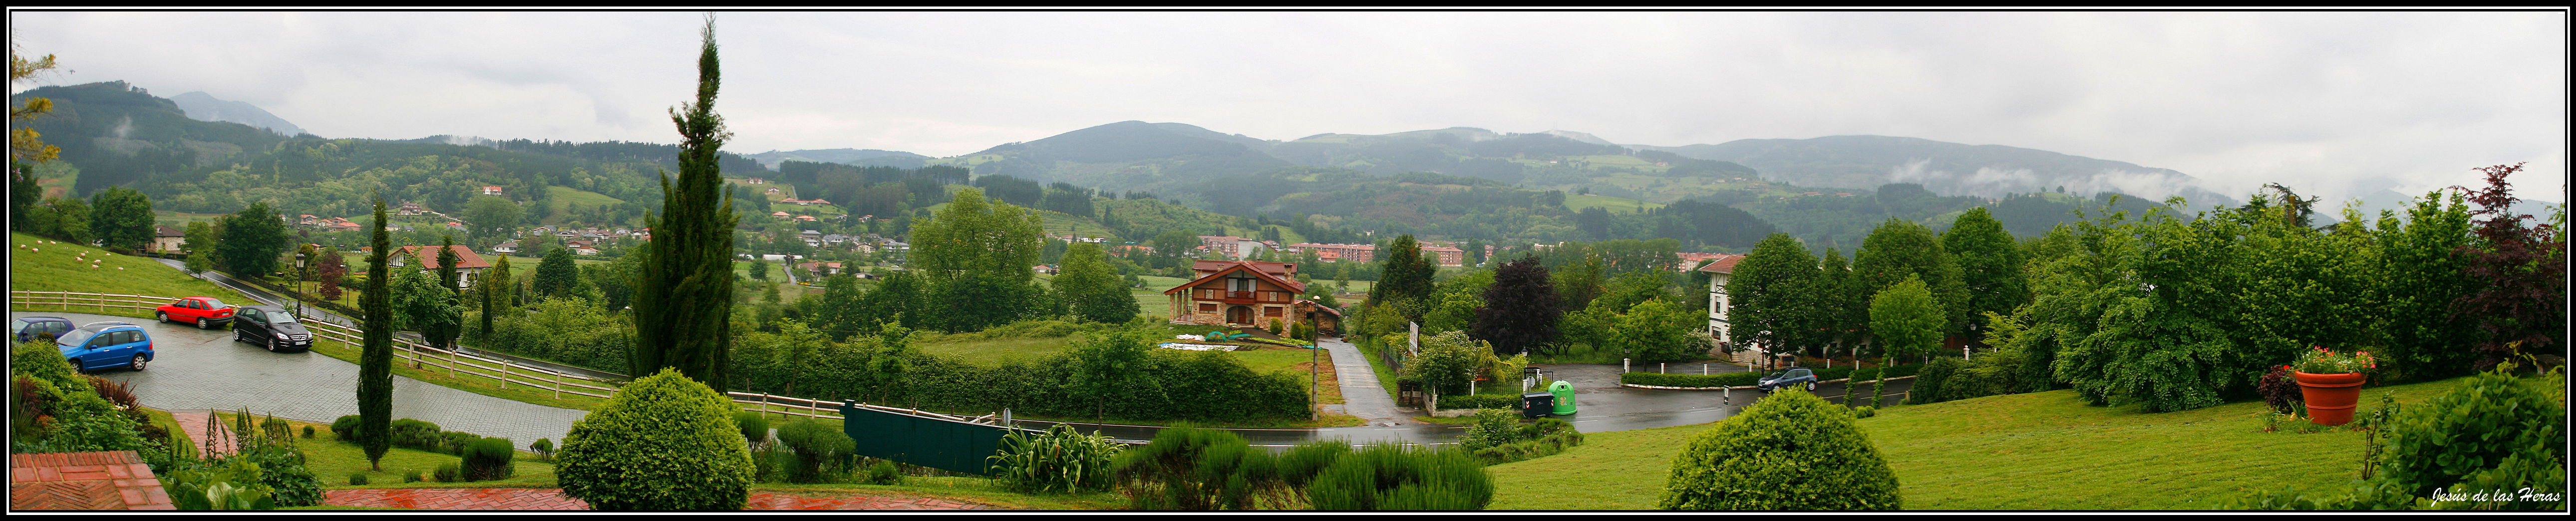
(1164, 260, 1304, 326)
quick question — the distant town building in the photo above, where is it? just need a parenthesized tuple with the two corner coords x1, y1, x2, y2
(1287, 243, 1376, 263)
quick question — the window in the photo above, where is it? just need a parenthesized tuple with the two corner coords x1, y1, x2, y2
(1198, 303, 1217, 313)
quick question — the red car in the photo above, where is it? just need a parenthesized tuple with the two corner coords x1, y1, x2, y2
(156, 297, 236, 329)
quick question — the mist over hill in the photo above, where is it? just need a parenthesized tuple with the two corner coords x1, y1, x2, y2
(168, 91, 307, 137)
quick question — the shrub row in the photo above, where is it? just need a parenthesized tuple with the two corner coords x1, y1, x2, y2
(1435, 394, 1522, 410)
(1107, 427, 1493, 511)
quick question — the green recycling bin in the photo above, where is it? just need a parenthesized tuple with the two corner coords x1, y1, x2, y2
(1549, 380, 1577, 415)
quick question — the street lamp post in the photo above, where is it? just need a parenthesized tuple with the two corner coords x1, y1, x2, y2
(294, 250, 309, 316)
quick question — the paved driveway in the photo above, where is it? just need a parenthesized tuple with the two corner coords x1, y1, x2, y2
(14, 310, 590, 447)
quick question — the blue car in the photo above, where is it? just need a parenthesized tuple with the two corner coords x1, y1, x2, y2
(1757, 368, 1818, 392)
(55, 322, 155, 372)
(12, 316, 75, 343)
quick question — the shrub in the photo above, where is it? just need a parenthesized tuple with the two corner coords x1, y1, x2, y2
(330, 415, 362, 442)
(1273, 440, 1350, 496)
(387, 419, 441, 450)
(1111, 426, 1276, 510)
(347, 472, 369, 486)
(301, 426, 315, 439)
(259, 417, 292, 441)
(988, 423, 1122, 494)
(1458, 409, 1522, 451)
(433, 462, 461, 483)
(555, 368, 754, 510)
(1436, 394, 1520, 410)
(1307, 444, 1492, 510)
(438, 431, 480, 455)
(1853, 406, 1877, 418)
(1908, 357, 1964, 405)
(1471, 429, 1586, 466)
(774, 418, 856, 484)
(734, 411, 770, 446)
(226, 441, 322, 507)
(2256, 366, 2303, 416)
(162, 455, 277, 510)
(2378, 369, 2565, 501)
(400, 469, 422, 483)
(866, 459, 902, 485)
(530, 438, 554, 460)
(463, 437, 517, 482)
(9, 344, 143, 454)
(1659, 387, 1899, 510)
(1620, 372, 1759, 388)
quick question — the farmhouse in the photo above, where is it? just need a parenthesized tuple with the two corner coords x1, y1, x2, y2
(1164, 260, 1304, 326)
(151, 225, 185, 254)
(1695, 254, 1748, 347)
(387, 245, 493, 289)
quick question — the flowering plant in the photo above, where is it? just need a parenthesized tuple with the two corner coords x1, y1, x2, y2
(2294, 346, 2376, 374)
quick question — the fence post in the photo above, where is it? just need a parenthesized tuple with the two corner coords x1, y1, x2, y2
(1660, 363, 1666, 374)
(553, 370, 562, 400)
(446, 346, 455, 378)
(761, 393, 772, 420)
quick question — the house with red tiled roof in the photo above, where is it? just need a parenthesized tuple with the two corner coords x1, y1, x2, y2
(1695, 254, 1749, 347)
(8, 451, 175, 510)
(1164, 260, 1305, 326)
(387, 245, 493, 289)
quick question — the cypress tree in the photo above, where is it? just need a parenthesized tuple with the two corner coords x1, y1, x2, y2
(1368, 235, 1436, 319)
(357, 198, 394, 470)
(632, 15, 739, 386)
(534, 247, 579, 300)
(433, 236, 463, 351)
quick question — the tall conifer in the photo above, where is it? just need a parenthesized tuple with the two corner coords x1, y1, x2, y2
(632, 15, 738, 385)
(357, 198, 394, 469)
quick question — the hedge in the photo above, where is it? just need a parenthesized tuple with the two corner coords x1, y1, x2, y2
(1435, 394, 1522, 410)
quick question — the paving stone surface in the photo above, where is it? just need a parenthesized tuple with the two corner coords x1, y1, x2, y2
(322, 489, 995, 511)
(1315, 337, 1401, 422)
(9, 451, 175, 510)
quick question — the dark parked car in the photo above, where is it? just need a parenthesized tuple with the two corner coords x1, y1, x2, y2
(56, 322, 155, 372)
(230, 305, 314, 352)
(1757, 368, 1818, 392)
(12, 316, 75, 343)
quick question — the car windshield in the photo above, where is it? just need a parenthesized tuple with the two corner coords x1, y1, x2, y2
(270, 313, 298, 324)
(9, 319, 30, 335)
(1764, 371, 1785, 379)
(55, 329, 97, 347)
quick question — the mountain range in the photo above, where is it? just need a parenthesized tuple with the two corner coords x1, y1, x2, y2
(168, 91, 307, 137)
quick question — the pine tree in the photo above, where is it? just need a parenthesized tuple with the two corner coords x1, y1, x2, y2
(632, 15, 740, 386)
(357, 199, 394, 470)
(478, 253, 508, 345)
(1368, 235, 1436, 319)
(1472, 255, 1560, 355)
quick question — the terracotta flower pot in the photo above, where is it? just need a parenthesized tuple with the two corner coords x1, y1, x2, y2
(2294, 372, 2366, 426)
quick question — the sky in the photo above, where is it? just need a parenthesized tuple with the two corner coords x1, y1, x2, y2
(10, 11, 2569, 203)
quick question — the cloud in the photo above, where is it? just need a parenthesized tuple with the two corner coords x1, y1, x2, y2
(9, 11, 2563, 203)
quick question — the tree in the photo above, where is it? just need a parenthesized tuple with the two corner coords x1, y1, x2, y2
(1551, 256, 1606, 312)
(1367, 235, 1436, 319)
(181, 221, 217, 254)
(357, 199, 394, 470)
(10, 48, 61, 230)
(1729, 234, 1818, 362)
(38, 197, 91, 245)
(1057, 243, 1136, 324)
(476, 253, 508, 345)
(1471, 256, 1560, 355)
(747, 255, 769, 280)
(430, 237, 465, 350)
(1812, 248, 1868, 360)
(1869, 275, 1943, 364)
(909, 187, 1044, 332)
(1402, 331, 1486, 396)
(1065, 323, 1154, 419)
(1852, 218, 1969, 334)
(1941, 207, 2026, 336)
(631, 15, 741, 386)
(533, 247, 581, 300)
(88, 186, 153, 252)
(461, 196, 524, 245)
(316, 249, 346, 301)
(391, 263, 462, 344)
(216, 202, 290, 277)
(1610, 298, 1707, 362)
(2449, 163, 2567, 371)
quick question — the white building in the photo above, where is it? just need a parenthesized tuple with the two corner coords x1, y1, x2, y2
(1695, 255, 1748, 347)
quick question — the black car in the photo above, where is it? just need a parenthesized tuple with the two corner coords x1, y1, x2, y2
(1757, 368, 1819, 392)
(231, 305, 314, 352)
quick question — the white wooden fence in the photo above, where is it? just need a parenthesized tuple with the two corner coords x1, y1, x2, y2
(11, 290, 885, 420)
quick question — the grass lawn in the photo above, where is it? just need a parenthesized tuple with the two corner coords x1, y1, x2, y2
(1563, 193, 1664, 215)
(304, 337, 609, 412)
(193, 411, 561, 490)
(1487, 376, 2496, 510)
(7, 232, 262, 317)
(752, 481, 1126, 511)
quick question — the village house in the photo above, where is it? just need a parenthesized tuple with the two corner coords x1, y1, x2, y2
(387, 245, 493, 289)
(574, 247, 601, 256)
(771, 211, 792, 220)
(746, 177, 766, 184)
(151, 225, 185, 254)
(796, 260, 844, 276)
(481, 186, 504, 196)
(492, 240, 521, 255)
(1164, 260, 1305, 326)
(765, 187, 783, 195)
(1033, 264, 1058, 275)
(1673, 253, 1732, 273)
(1696, 254, 1748, 348)
(1291, 299, 1343, 335)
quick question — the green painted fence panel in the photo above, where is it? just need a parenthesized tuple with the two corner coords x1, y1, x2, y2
(837, 402, 1037, 476)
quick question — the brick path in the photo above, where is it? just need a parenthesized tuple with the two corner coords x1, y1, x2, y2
(168, 409, 237, 457)
(9, 451, 176, 510)
(322, 489, 995, 511)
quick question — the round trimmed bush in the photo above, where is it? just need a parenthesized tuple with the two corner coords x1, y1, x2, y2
(774, 418, 855, 484)
(530, 438, 554, 460)
(554, 368, 755, 511)
(330, 415, 363, 442)
(347, 472, 369, 486)
(2379, 370, 2565, 499)
(1306, 444, 1492, 511)
(1659, 387, 1900, 510)
(463, 437, 517, 482)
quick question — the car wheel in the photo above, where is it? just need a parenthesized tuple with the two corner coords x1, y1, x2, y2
(264, 336, 278, 352)
(130, 354, 147, 371)
(197, 317, 213, 329)
(158, 312, 171, 323)
(1806, 381, 1817, 391)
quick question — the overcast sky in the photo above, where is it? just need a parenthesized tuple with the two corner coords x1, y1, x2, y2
(11, 11, 2568, 203)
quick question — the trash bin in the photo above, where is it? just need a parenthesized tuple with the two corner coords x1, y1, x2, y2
(1549, 380, 1577, 416)
(1520, 392, 1555, 418)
